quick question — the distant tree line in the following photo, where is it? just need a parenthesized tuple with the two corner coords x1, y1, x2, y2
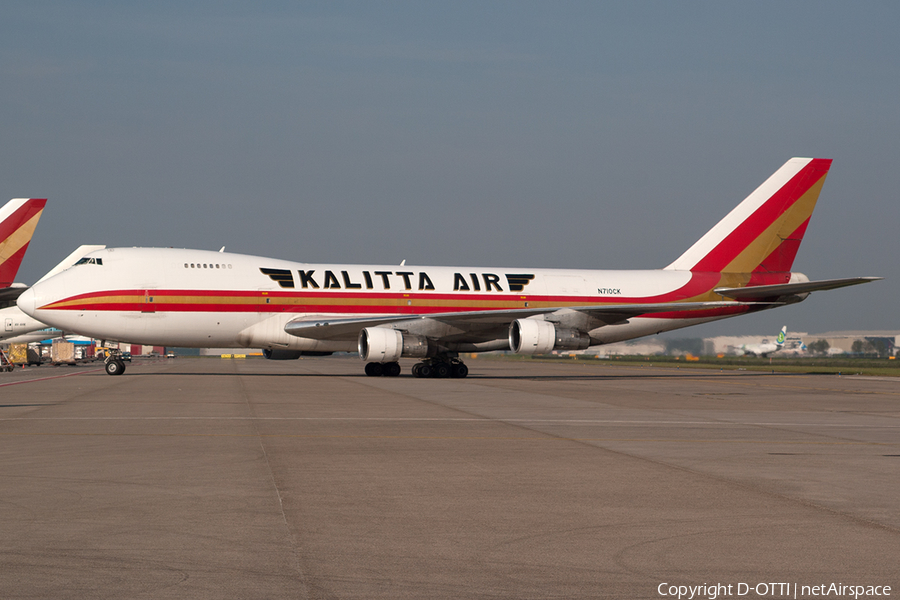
(851, 338, 893, 357)
(664, 338, 704, 356)
(807, 339, 830, 355)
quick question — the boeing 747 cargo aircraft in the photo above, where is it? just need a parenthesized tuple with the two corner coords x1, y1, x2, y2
(17, 159, 879, 377)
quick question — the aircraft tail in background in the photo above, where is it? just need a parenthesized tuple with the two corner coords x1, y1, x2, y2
(775, 325, 787, 347)
(0, 198, 47, 288)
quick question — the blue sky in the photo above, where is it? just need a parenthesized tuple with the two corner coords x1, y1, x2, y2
(2, 2, 897, 336)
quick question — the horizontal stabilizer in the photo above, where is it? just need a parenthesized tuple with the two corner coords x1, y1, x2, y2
(714, 277, 881, 300)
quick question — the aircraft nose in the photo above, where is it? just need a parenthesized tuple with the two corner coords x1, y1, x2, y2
(16, 287, 36, 316)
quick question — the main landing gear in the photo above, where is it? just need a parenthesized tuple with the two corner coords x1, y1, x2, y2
(413, 357, 469, 379)
(412, 356, 468, 379)
(364, 362, 401, 377)
(363, 355, 469, 379)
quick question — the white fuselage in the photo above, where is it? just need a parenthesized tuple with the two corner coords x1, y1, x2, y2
(18, 247, 753, 352)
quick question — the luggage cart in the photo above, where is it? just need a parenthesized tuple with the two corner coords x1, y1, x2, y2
(0, 348, 15, 372)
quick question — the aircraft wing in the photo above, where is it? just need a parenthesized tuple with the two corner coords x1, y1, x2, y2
(714, 277, 881, 300)
(284, 301, 763, 342)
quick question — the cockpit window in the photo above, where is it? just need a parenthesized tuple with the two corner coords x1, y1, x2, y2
(75, 257, 103, 266)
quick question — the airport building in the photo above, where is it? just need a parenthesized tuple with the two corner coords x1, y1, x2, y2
(579, 331, 899, 357)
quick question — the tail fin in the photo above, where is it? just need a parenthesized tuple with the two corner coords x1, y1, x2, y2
(0, 198, 47, 287)
(665, 158, 831, 273)
(775, 326, 787, 347)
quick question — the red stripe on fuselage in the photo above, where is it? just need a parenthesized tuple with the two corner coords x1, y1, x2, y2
(38, 271, 728, 317)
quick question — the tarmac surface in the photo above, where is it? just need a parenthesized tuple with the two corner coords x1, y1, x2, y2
(0, 356, 898, 599)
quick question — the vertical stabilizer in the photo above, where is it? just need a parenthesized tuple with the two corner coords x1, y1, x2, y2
(665, 159, 831, 273)
(776, 326, 787, 347)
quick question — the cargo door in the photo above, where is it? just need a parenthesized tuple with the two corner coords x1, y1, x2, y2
(258, 289, 271, 313)
(141, 290, 156, 313)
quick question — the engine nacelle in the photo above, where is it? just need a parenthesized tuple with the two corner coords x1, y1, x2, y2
(358, 328, 432, 362)
(508, 319, 590, 355)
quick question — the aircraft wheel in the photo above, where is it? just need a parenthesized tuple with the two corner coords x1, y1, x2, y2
(105, 360, 126, 376)
(417, 363, 433, 378)
(365, 362, 383, 377)
(451, 363, 468, 378)
(383, 362, 401, 377)
(411, 363, 422, 377)
(433, 363, 450, 378)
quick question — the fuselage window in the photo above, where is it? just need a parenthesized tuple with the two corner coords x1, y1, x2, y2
(184, 264, 188, 268)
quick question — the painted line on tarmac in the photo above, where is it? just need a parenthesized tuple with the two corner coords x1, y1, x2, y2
(1, 416, 898, 428)
(0, 367, 106, 388)
(0, 431, 895, 447)
(679, 376, 900, 396)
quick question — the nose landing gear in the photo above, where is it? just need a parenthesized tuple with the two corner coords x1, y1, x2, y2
(100, 348, 127, 376)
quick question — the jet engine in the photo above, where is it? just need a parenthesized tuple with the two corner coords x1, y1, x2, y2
(508, 319, 590, 355)
(358, 327, 432, 362)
